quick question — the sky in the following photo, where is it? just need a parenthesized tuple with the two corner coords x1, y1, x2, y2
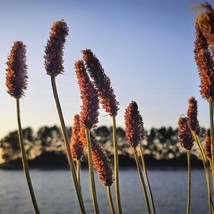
(0, 0, 211, 138)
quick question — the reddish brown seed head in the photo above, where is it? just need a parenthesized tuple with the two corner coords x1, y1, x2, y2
(75, 60, 99, 129)
(178, 116, 194, 150)
(195, 2, 214, 53)
(6, 41, 28, 98)
(79, 128, 113, 186)
(194, 23, 214, 100)
(125, 101, 144, 148)
(187, 97, 200, 135)
(70, 115, 83, 160)
(82, 49, 119, 117)
(204, 129, 211, 160)
(44, 20, 69, 76)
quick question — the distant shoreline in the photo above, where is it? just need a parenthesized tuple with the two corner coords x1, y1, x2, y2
(0, 151, 203, 170)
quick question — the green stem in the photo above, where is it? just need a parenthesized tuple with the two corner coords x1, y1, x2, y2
(16, 98, 40, 214)
(112, 116, 122, 214)
(85, 128, 99, 214)
(76, 160, 81, 187)
(186, 150, 191, 214)
(139, 143, 156, 214)
(51, 76, 86, 214)
(209, 100, 214, 189)
(133, 148, 151, 214)
(193, 132, 213, 214)
(194, 133, 207, 165)
(107, 186, 115, 214)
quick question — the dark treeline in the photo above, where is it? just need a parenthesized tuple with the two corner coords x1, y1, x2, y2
(0, 125, 207, 166)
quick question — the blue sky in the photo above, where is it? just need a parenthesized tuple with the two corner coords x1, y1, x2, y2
(0, 0, 210, 137)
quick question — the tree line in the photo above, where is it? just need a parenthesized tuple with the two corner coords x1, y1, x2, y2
(0, 125, 207, 163)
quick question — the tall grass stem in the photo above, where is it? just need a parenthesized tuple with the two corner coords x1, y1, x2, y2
(51, 76, 86, 214)
(16, 98, 40, 214)
(193, 132, 213, 214)
(107, 186, 115, 214)
(133, 148, 151, 214)
(209, 100, 214, 189)
(85, 128, 99, 214)
(76, 160, 81, 189)
(112, 116, 122, 213)
(186, 150, 191, 214)
(139, 143, 156, 214)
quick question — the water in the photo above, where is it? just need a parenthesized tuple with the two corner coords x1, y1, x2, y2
(0, 167, 210, 214)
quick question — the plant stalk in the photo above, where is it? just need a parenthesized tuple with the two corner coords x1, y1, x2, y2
(107, 186, 115, 214)
(139, 143, 156, 214)
(209, 100, 214, 189)
(112, 116, 122, 214)
(51, 76, 86, 213)
(76, 160, 81, 188)
(16, 98, 40, 214)
(85, 128, 99, 214)
(186, 150, 191, 214)
(133, 148, 151, 214)
(193, 132, 213, 214)
(193, 133, 206, 164)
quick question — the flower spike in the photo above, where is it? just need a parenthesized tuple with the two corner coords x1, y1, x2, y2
(44, 20, 69, 76)
(6, 41, 28, 98)
(178, 116, 194, 151)
(79, 128, 113, 186)
(125, 101, 144, 148)
(75, 60, 99, 129)
(71, 114, 83, 160)
(82, 49, 119, 117)
(187, 97, 200, 135)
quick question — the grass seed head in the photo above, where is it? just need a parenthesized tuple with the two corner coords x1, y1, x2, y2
(178, 116, 194, 151)
(44, 19, 69, 76)
(125, 101, 144, 148)
(82, 49, 119, 117)
(6, 41, 28, 98)
(75, 60, 99, 129)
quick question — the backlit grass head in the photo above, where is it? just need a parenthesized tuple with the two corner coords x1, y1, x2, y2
(44, 19, 69, 76)
(187, 97, 200, 135)
(204, 129, 211, 161)
(71, 114, 83, 160)
(75, 60, 99, 129)
(82, 49, 119, 117)
(6, 41, 28, 98)
(79, 127, 113, 186)
(125, 101, 144, 148)
(195, 2, 214, 51)
(194, 22, 214, 101)
(178, 116, 194, 151)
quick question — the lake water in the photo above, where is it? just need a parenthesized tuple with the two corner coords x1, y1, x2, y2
(0, 167, 210, 214)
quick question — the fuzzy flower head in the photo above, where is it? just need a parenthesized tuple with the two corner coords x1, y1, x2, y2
(70, 114, 83, 160)
(194, 22, 214, 100)
(44, 19, 69, 76)
(187, 97, 200, 135)
(82, 49, 119, 117)
(125, 101, 144, 148)
(195, 2, 214, 52)
(178, 115, 194, 151)
(75, 60, 99, 129)
(6, 41, 28, 98)
(204, 129, 211, 160)
(79, 127, 113, 186)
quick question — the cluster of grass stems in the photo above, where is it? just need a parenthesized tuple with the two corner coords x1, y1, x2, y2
(5, 20, 156, 214)
(177, 2, 214, 214)
(6, 1, 214, 214)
